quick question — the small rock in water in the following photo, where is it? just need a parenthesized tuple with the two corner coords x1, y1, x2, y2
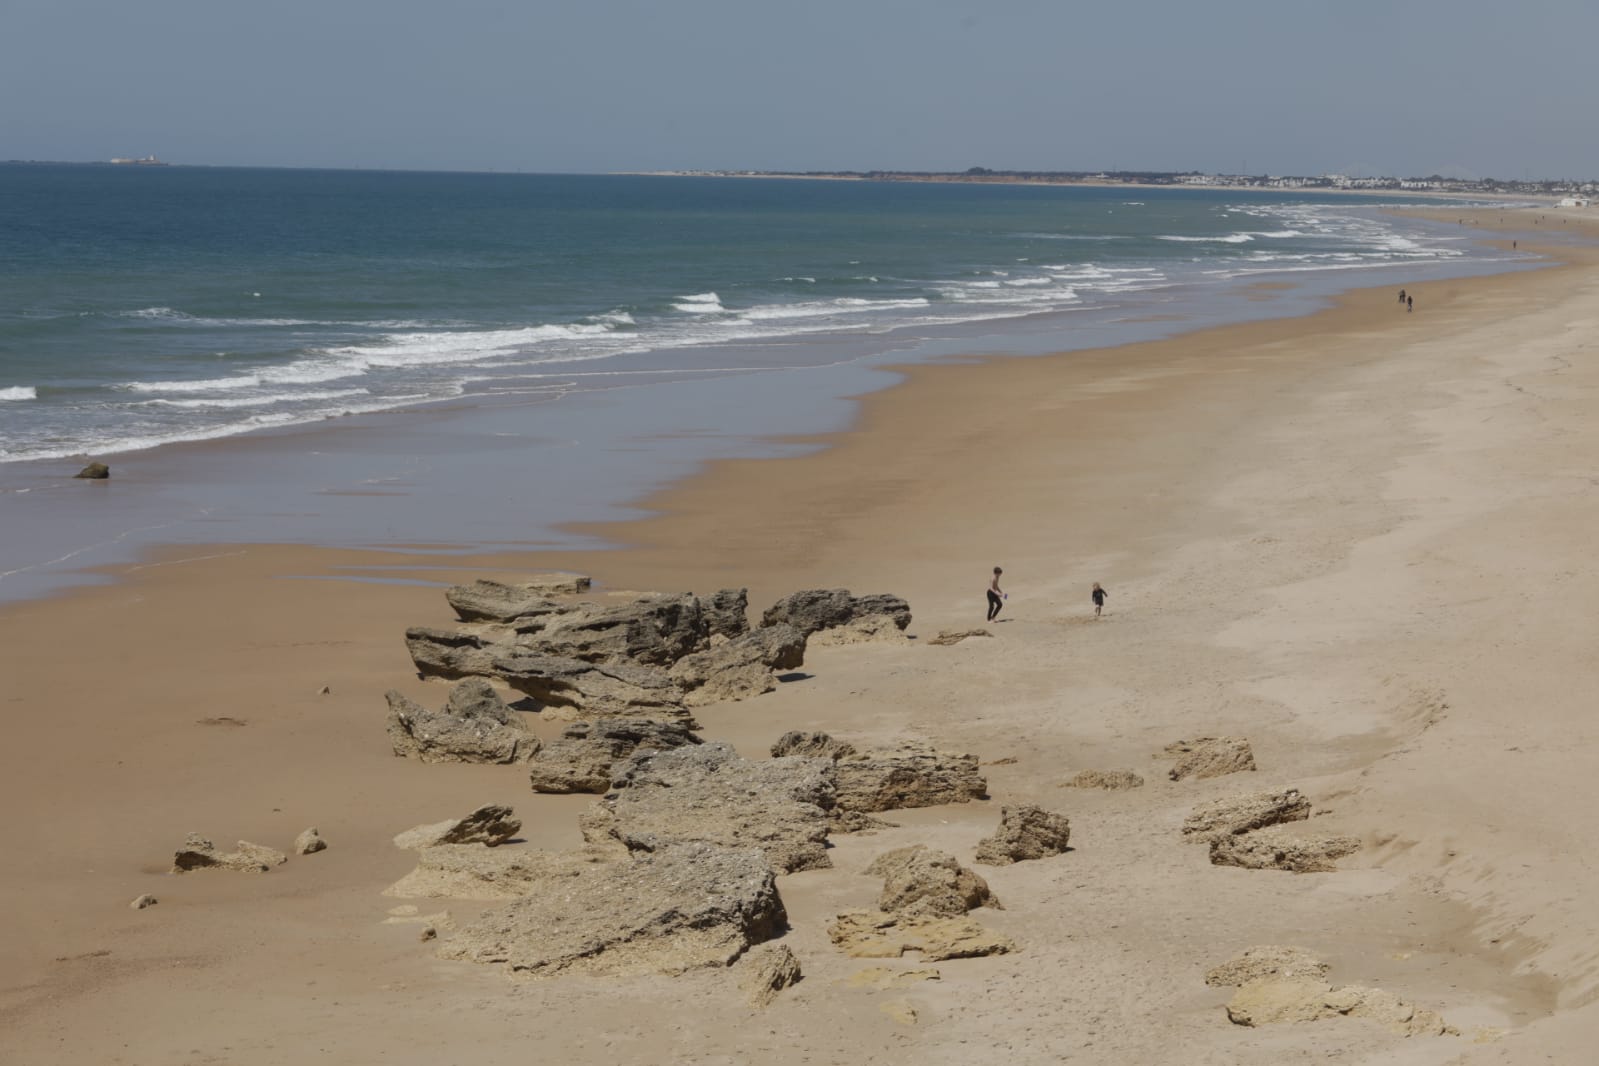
(73, 462, 110, 479)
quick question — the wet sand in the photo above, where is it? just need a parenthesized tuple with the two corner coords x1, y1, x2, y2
(5, 206, 1599, 1063)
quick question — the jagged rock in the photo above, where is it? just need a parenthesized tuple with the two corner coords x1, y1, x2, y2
(832, 810, 898, 834)
(832, 742, 987, 813)
(1210, 826, 1362, 873)
(771, 731, 858, 760)
(706, 588, 750, 641)
(527, 717, 700, 793)
(445, 579, 575, 623)
(129, 894, 158, 910)
(1206, 946, 1330, 987)
(1226, 976, 1454, 1036)
(386, 679, 539, 764)
(973, 805, 1072, 866)
(810, 615, 911, 647)
(385, 844, 619, 899)
(761, 589, 912, 637)
(845, 967, 941, 989)
(525, 592, 707, 666)
(1164, 736, 1257, 781)
(827, 911, 1014, 961)
(927, 629, 992, 646)
(294, 827, 327, 855)
(490, 649, 691, 719)
(439, 843, 786, 978)
(741, 942, 802, 1007)
(171, 835, 287, 873)
(667, 624, 806, 706)
(866, 845, 997, 918)
(393, 804, 522, 850)
(74, 462, 110, 479)
(1061, 769, 1145, 790)
(579, 742, 835, 873)
(405, 625, 501, 681)
(1182, 789, 1311, 844)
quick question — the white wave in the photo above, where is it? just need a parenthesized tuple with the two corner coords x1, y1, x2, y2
(673, 292, 725, 312)
(333, 322, 617, 368)
(0, 386, 36, 402)
(122, 375, 259, 394)
(591, 310, 636, 327)
(1003, 278, 1053, 287)
(135, 388, 370, 410)
(780, 276, 817, 283)
(1158, 233, 1255, 244)
(739, 297, 930, 322)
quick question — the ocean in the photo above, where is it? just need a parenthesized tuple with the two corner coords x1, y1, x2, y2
(0, 165, 1527, 600)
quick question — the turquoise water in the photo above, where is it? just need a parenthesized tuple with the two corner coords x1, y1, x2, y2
(0, 166, 1501, 463)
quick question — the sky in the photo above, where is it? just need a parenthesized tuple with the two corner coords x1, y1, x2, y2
(3, 0, 1595, 179)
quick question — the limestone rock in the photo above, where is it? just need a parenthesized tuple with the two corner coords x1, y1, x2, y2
(579, 742, 834, 874)
(489, 649, 691, 719)
(1061, 769, 1145, 790)
(706, 587, 750, 641)
(761, 589, 911, 637)
(810, 614, 912, 647)
(444, 579, 573, 623)
(171, 835, 287, 873)
(827, 911, 1014, 961)
(294, 827, 327, 855)
(439, 843, 786, 978)
(393, 804, 521, 850)
(526, 592, 707, 666)
(385, 843, 619, 900)
(1206, 946, 1330, 987)
(667, 624, 806, 706)
(1164, 736, 1257, 781)
(386, 679, 539, 764)
(1210, 826, 1362, 873)
(1226, 976, 1454, 1036)
(74, 462, 110, 479)
(771, 731, 858, 760)
(130, 894, 158, 910)
(927, 629, 992, 646)
(832, 742, 987, 813)
(973, 805, 1072, 866)
(405, 625, 500, 681)
(741, 942, 802, 1007)
(866, 845, 997, 917)
(1182, 788, 1311, 844)
(527, 717, 700, 794)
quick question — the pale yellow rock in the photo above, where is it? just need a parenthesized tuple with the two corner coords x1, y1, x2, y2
(739, 943, 802, 1008)
(1060, 769, 1144, 790)
(879, 999, 919, 1025)
(1205, 945, 1329, 987)
(827, 910, 1014, 961)
(1225, 976, 1456, 1036)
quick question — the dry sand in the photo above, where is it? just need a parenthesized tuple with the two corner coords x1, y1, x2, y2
(5, 206, 1599, 1063)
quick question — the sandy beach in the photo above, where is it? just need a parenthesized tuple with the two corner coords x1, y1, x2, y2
(5, 205, 1599, 1064)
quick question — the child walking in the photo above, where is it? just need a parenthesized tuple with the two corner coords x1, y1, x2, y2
(1092, 582, 1108, 618)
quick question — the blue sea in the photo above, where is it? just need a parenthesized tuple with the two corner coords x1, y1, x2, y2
(0, 165, 1529, 601)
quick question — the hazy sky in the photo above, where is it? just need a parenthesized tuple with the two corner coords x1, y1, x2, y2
(4, 0, 1594, 179)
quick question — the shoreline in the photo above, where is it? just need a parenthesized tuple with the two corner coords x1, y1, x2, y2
(6, 208, 1599, 1062)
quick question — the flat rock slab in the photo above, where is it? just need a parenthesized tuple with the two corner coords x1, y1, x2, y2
(1226, 976, 1455, 1036)
(490, 649, 691, 719)
(832, 743, 988, 813)
(1061, 769, 1145, 790)
(1164, 736, 1257, 781)
(827, 911, 1015, 961)
(172, 835, 286, 873)
(445, 580, 574, 623)
(439, 843, 786, 979)
(385, 843, 620, 900)
(1182, 788, 1311, 844)
(527, 717, 700, 794)
(973, 805, 1071, 866)
(1210, 825, 1362, 873)
(926, 629, 992, 646)
(579, 742, 835, 873)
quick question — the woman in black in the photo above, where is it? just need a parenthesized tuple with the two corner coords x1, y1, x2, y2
(987, 567, 1005, 621)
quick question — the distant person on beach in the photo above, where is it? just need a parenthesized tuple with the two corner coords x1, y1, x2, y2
(1397, 288, 1407, 305)
(1092, 582, 1108, 618)
(1407, 295, 1413, 312)
(987, 567, 1005, 622)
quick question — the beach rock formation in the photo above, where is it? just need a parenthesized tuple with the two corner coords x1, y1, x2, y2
(973, 805, 1072, 865)
(1205, 946, 1330, 987)
(404, 625, 503, 681)
(74, 462, 110, 479)
(578, 742, 835, 873)
(171, 835, 287, 873)
(444, 579, 574, 623)
(1061, 769, 1145, 790)
(1210, 826, 1362, 873)
(832, 742, 987, 813)
(866, 845, 998, 918)
(1164, 736, 1257, 781)
(130, 894, 158, 910)
(761, 589, 912, 637)
(667, 623, 806, 706)
(740, 942, 802, 1007)
(1182, 788, 1311, 844)
(827, 911, 1014, 961)
(523, 592, 707, 666)
(1226, 976, 1454, 1036)
(439, 843, 786, 979)
(810, 614, 912, 647)
(393, 804, 522, 850)
(527, 717, 700, 793)
(385, 679, 538, 764)
(385, 843, 619, 900)
(294, 827, 327, 855)
(927, 629, 992, 646)
(705, 587, 751, 641)
(489, 649, 690, 719)
(771, 731, 858, 760)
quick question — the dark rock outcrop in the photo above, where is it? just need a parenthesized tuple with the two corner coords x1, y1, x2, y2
(527, 717, 701, 794)
(393, 804, 522, 850)
(761, 589, 912, 637)
(386, 679, 538, 764)
(667, 624, 806, 706)
(705, 588, 751, 641)
(973, 805, 1072, 865)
